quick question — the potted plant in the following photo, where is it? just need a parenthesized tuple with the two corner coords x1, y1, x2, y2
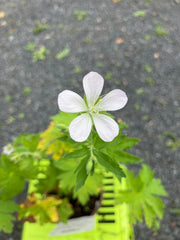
(0, 72, 167, 240)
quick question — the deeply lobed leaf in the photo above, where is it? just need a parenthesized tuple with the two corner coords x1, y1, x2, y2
(0, 200, 19, 233)
(117, 165, 168, 231)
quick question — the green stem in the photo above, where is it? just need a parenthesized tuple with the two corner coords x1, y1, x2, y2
(86, 130, 95, 174)
(90, 131, 93, 160)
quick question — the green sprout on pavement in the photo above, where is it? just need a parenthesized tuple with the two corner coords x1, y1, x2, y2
(5, 95, 12, 102)
(136, 88, 145, 95)
(142, 115, 149, 121)
(164, 132, 180, 151)
(134, 10, 146, 17)
(144, 34, 151, 40)
(74, 67, 82, 74)
(26, 43, 36, 52)
(74, 10, 87, 20)
(134, 104, 140, 111)
(155, 24, 168, 37)
(105, 72, 113, 80)
(18, 113, 25, 119)
(23, 87, 31, 95)
(6, 116, 15, 124)
(146, 77, 154, 85)
(145, 64, 153, 73)
(56, 47, 70, 60)
(33, 46, 49, 62)
(33, 20, 50, 34)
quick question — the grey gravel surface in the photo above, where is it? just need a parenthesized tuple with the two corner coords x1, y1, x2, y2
(0, 0, 180, 239)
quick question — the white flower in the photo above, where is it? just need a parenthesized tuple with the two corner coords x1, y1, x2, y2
(2, 144, 14, 155)
(58, 72, 128, 142)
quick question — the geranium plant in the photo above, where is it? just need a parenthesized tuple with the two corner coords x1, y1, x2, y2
(0, 72, 167, 239)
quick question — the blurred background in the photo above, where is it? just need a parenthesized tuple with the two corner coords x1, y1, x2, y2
(0, 0, 179, 239)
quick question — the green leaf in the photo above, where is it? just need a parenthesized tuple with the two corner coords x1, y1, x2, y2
(107, 149, 142, 164)
(35, 162, 59, 194)
(74, 169, 103, 205)
(94, 131, 140, 151)
(0, 156, 25, 200)
(117, 165, 168, 231)
(22, 135, 40, 152)
(56, 158, 78, 194)
(52, 112, 78, 129)
(0, 200, 19, 233)
(142, 202, 157, 228)
(1, 151, 38, 179)
(139, 164, 154, 185)
(19, 196, 62, 224)
(116, 137, 140, 150)
(93, 150, 125, 182)
(74, 187, 90, 205)
(13, 133, 39, 150)
(140, 165, 167, 196)
(146, 195, 164, 219)
(0, 168, 25, 200)
(58, 198, 74, 223)
(75, 157, 89, 191)
(62, 147, 89, 160)
(93, 132, 121, 150)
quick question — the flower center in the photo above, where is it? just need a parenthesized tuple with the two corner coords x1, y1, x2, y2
(86, 99, 103, 115)
(88, 105, 99, 115)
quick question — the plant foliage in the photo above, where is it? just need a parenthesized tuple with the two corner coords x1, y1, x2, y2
(0, 200, 19, 233)
(0, 112, 167, 236)
(117, 165, 168, 230)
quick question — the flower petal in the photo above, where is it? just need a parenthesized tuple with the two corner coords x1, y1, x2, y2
(69, 113, 92, 142)
(83, 72, 104, 106)
(96, 89, 128, 111)
(92, 114, 119, 142)
(58, 90, 87, 113)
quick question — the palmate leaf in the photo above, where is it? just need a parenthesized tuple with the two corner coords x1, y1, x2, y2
(117, 164, 168, 230)
(38, 121, 74, 160)
(58, 198, 74, 223)
(56, 146, 92, 192)
(0, 156, 25, 200)
(0, 200, 19, 233)
(1, 141, 39, 180)
(19, 195, 62, 224)
(13, 133, 40, 152)
(38, 112, 78, 160)
(35, 162, 60, 194)
(0, 154, 40, 199)
(55, 158, 78, 194)
(73, 169, 104, 205)
(0, 171, 25, 200)
(56, 158, 103, 206)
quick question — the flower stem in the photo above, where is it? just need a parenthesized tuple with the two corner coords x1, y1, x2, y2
(86, 130, 95, 174)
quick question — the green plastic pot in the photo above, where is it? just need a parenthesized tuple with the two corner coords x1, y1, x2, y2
(22, 173, 133, 240)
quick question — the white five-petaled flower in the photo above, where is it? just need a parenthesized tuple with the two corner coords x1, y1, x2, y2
(58, 72, 128, 142)
(2, 144, 14, 155)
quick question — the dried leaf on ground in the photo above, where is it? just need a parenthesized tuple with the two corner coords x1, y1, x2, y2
(0, 12, 5, 18)
(115, 38, 124, 44)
